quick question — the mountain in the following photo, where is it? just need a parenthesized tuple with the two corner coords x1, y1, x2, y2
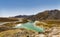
(15, 9, 60, 21)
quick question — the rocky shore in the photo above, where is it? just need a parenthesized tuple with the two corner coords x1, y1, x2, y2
(0, 26, 60, 37)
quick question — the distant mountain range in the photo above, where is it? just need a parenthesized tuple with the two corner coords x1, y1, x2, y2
(15, 9, 60, 21)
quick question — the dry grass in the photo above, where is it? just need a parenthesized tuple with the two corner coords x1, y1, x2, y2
(35, 20, 60, 29)
(0, 18, 18, 22)
(0, 28, 38, 37)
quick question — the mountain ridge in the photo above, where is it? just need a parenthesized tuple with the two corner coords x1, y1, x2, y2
(15, 9, 60, 21)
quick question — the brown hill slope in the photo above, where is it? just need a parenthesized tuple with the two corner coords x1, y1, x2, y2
(15, 9, 60, 21)
(36, 9, 60, 20)
(0, 18, 18, 22)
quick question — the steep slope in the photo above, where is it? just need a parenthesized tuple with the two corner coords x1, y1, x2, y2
(33, 9, 60, 20)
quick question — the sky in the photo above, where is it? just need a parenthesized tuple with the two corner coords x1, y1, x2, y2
(0, 0, 60, 17)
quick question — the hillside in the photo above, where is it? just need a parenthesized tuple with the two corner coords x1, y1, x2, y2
(15, 9, 60, 21)
(0, 18, 19, 22)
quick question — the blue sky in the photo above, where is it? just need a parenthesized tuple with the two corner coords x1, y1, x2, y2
(0, 0, 60, 17)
